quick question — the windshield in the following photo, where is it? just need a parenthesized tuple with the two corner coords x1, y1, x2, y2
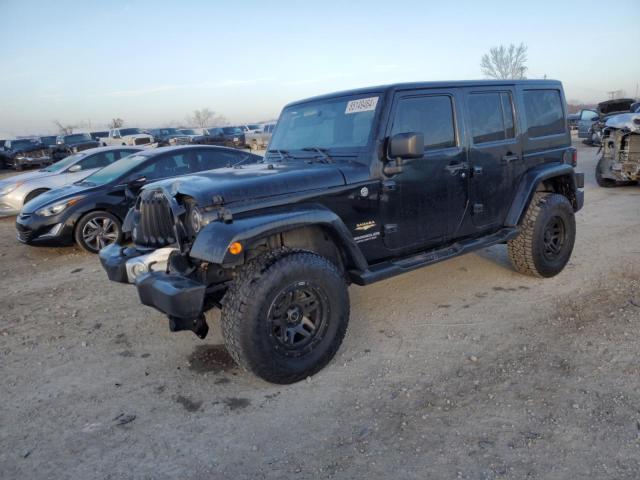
(247, 124, 261, 130)
(179, 129, 197, 135)
(43, 152, 86, 172)
(119, 128, 142, 136)
(269, 94, 379, 151)
(222, 127, 243, 135)
(40, 136, 57, 145)
(159, 128, 179, 135)
(65, 133, 91, 143)
(81, 154, 147, 185)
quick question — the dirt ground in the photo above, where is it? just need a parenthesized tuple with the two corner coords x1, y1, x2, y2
(1, 138, 639, 479)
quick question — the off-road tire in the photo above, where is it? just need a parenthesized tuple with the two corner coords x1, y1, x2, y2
(24, 189, 48, 204)
(508, 192, 575, 278)
(74, 211, 123, 253)
(221, 249, 349, 384)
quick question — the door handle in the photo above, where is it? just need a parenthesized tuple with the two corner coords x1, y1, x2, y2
(502, 154, 520, 164)
(445, 162, 467, 175)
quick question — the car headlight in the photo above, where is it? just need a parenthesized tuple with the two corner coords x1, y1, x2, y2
(0, 182, 23, 196)
(189, 206, 203, 234)
(35, 196, 84, 217)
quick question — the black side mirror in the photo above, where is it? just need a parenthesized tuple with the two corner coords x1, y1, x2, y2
(128, 176, 146, 187)
(389, 132, 424, 159)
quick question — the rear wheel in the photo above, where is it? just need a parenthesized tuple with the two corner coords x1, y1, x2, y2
(74, 211, 122, 253)
(221, 250, 349, 384)
(508, 192, 576, 278)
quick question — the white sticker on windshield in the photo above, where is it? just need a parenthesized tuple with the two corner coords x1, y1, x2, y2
(345, 97, 379, 114)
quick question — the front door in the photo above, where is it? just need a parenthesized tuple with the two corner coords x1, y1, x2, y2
(463, 87, 521, 231)
(381, 89, 468, 252)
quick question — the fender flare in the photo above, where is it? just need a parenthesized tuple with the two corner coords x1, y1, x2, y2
(505, 163, 579, 227)
(189, 204, 369, 271)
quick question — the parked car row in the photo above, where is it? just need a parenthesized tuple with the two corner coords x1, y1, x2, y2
(1, 123, 277, 171)
(577, 99, 640, 146)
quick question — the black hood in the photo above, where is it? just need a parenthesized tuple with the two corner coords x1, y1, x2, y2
(142, 160, 367, 207)
(21, 182, 98, 214)
(597, 99, 635, 115)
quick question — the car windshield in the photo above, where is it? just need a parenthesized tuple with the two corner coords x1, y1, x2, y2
(222, 127, 242, 135)
(42, 152, 86, 172)
(80, 154, 147, 185)
(65, 133, 91, 142)
(159, 128, 179, 135)
(40, 136, 57, 145)
(119, 128, 142, 136)
(179, 129, 197, 135)
(269, 94, 379, 151)
(247, 124, 261, 130)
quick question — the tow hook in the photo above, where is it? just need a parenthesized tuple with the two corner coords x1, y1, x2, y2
(168, 314, 209, 339)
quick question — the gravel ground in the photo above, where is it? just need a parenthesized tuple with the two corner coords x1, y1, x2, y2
(0, 138, 639, 479)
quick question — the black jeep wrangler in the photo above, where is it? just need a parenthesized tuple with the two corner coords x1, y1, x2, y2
(100, 80, 584, 384)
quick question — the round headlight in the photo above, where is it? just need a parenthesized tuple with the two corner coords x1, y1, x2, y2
(190, 207, 203, 234)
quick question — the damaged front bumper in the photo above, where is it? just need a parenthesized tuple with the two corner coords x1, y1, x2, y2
(99, 243, 210, 338)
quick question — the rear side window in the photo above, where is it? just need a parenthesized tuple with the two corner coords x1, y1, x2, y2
(77, 151, 119, 170)
(468, 92, 515, 144)
(391, 95, 456, 150)
(194, 149, 240, 171)
(523, 89, 565, 137)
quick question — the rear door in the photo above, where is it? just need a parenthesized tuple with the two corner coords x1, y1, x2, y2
(463, 87, 521, 231)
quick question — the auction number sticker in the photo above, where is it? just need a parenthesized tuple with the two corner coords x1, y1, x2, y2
(345, 97, 379, 114)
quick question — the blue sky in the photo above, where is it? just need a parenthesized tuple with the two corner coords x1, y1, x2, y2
(1, 0, 639, 136)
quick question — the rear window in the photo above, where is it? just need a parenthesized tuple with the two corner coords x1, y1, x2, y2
(523, 90, 565, 137)
(468, 92, 515, 144)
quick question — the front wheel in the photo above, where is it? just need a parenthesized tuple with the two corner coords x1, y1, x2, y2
(508, 192, 576, 278)
(74, 211, 123, 253)
(221, 250, 349, 384)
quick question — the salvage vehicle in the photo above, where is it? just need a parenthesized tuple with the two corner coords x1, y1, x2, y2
(50, 133, 100, 162)
(40, 135, 58, 148)
(0, 146, 141, 217)
(595, 113, 640, 187)
(177, 128, 202, 142)
(193, 126, 246, 148)
(245, 123, 276, 150)
(90, 131, 109, 142)
(98, 80, 584, 384)
(567, 113, 579, 130)
(144, 128, 191, 147)
(579, 99, 636, 145)
(1, 138, 52, 171)
(16, 146, 262, 252)
(99, 128, 154, 147)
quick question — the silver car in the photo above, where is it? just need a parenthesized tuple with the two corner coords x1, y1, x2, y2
(0, 146, 141, 217)
(245, 123, 276, 150)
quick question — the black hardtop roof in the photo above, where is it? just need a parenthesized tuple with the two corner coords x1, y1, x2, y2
(285, 79, 563, 108)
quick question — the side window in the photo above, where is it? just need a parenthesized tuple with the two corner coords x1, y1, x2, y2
(77, 151, 119, 170)
(117, 150, 138, 159)
(194, 149, 240, 171)
(134, 152, 189, 181)
(467, 92, 515, 144)
(523, 89, 565, 137)
(391, 95, 456, 150)
(580, 110, 598, 121)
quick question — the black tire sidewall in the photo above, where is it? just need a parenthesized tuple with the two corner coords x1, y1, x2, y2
(74, 211, 123, 253)
(232, 254, 348, 383)
(531, 195, 575, 277)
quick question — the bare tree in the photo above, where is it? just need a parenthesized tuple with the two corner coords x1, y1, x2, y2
(188, 108, 228, 128)
(53, 120, 77, 135)
(481, 43, 528, 80)
(109, 118, 125, 129)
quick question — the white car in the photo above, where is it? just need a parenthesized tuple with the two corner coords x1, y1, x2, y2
(245, 123, 276, 150)
(0, 146, 142, 217)
(99, 128, 154, 147)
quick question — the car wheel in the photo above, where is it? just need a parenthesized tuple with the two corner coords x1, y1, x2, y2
(221, 249, 349, 384)
(74, 211, 123, 253)
(24, 189, 49, 204)
(508, 192, 576, 278)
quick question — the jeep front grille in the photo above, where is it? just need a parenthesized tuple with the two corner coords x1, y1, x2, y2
(133, 190, 176, 248)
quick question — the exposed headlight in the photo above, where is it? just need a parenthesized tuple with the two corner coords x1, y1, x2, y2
(0, 182, 23, 196)
(190, 206, 203, 234)
(35, 196, 84, 217)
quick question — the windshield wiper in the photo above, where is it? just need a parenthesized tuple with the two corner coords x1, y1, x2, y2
(301, 147, 333, 163)
(266, 149, 290, 161)
(231, 153, 258, 169)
